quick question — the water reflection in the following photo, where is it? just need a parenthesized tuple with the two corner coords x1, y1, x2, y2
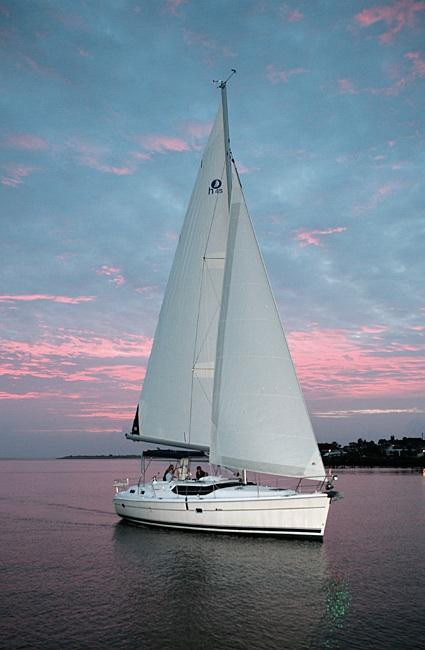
(112, 523, 349, 649)
(321, 575, 351, 649)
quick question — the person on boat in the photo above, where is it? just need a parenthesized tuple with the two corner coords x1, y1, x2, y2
(163, 464, 175, 481)
(196, 466, 207, 480)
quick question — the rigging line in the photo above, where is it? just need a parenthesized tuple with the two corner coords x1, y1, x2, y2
(232, 158, 243, 189)
(193, 373, 214, 406)
(188, 157, 228, 438)
(192, 255, 224, 368)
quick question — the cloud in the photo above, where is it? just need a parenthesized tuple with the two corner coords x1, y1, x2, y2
(1, 163, 38, 187)
(355, 0, 425, 44)
(405, 50, 425, 76)
(178, 120, 213, 149)
(131, 151, 152, 161)
(180, 121, 212, 139)
(287, 9, 304, 22)
(336, 50, 425, 97)
(338, 78, 359, 94)
(66, 138, 137, 175)
(96, 265, 125, 286)
(139, 134, 190, 153)
(353, 181, 401, 215)
(0, 324, 150, 436)
(288, 326, 425, 399)
(279, 5, 304, 22)
(295, 227, 347, 247)
(76, 155, 136, 175)
(3, 134, 50, 150)
(0, 390, 83, 400)
(0, 294, 95, 304)
(21, 54, 70, 83)
(266, 63, 306, 84)
(314, 407, 425, 418)
(0, 330, 152, 381)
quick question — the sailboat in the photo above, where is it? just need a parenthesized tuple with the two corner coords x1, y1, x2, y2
(114, 72, 335, 538)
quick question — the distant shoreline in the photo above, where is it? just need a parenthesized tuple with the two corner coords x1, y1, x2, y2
(58, 454, 140, 459)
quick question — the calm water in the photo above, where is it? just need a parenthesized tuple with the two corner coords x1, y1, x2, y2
(0, 460, 424, 649)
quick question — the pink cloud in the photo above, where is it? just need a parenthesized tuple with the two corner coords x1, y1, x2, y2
(234, 161, 259, 175)
(338, 78, 359, 94)
(314, 407, 425, 418)
(16, 331, 151, 360)
(295, 227, 347, 247)
(287, 9, 304, 22)
(0, 294, 94, 304)
(178, 121, 213, 150)
(131, 151, 152, 161)
(96, 265, 125, 286)
(135, 284, 160, 297)
(359, 325, 388, 334)
(0, 331, 152, 385)
(336, 51, 425, 97)
(1, 163, 38, 187)
(176, 121, 213, 151)
(353, 181, 401, 214)
(266, 63, 306, 84)
(0, 326, 149, 436)
(4, 134, 49, 150)
(21, 55, 70, 83)
(181, 121, 212, 139)
(0, 390, 83, 400)
(140, 135, 190, 153)
(355, 0, 425, 44)
(405, 50, 425, 76)
(288, 326, 425, 399)
(78, 155, 135, 175)
(66, 138, 137, 175)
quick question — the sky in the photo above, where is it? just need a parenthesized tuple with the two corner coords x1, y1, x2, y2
(1, 0, 424, 458)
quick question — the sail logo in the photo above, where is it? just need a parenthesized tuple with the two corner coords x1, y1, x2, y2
(208, 179, 223, 195)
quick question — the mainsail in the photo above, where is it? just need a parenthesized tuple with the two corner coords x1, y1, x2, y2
(136, 105, 230, 449)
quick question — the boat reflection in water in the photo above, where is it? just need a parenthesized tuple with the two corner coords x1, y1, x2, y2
(112, 523, 350, 649)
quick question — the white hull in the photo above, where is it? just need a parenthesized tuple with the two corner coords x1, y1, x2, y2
(113, 480, 330, 538)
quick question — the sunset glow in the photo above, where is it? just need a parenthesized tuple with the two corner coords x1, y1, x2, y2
(1, 0, 424, 456)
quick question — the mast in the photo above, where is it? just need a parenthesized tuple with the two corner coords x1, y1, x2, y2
(215, 69, 236, 208)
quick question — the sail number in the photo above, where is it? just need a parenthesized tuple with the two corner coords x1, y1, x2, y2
(208, 179, 223, 195)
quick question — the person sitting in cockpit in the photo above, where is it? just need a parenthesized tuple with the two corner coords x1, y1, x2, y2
(196, 466, 207, 480)
(163, 464, 175, 481)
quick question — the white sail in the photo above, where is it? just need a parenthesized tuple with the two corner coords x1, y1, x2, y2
(137, 106, 230, 449)
(210, 167, 325, 480)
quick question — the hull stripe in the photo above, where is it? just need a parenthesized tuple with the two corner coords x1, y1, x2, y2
(118, 514, 323, 536)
